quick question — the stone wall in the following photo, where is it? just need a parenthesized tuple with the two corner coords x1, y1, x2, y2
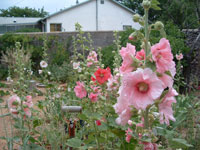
(14, 31, 115, 52)
(182, 29, 200, 86)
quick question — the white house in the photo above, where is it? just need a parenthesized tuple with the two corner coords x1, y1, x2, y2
(40, 0, 141, 32)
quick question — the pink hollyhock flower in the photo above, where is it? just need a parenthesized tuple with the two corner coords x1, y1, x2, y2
(120, 43, 136, 74)
(7, 95, 21, 109)
(159, 88, 178, 125)
(24, 107, 32, 118)
(176, 53, 183, 60)
(23, 95, 33, 108)
(128, 35, 134, 40)
(10, 108, 19, 118)
(90, 85, 101, 95)
(125, 128, 133, 143)
(89, 93, 98, 102)
(115, 108, 131, 125)
(107, 75, 119, 91)
(96, 120, 101, 126)
(158, 73, 173, 88)
(114, 87, 132, 125)
(151, 38, 174, 74)
(136, 49, 145, 60)
(74, 81, 87, 99)
(87, 51, 98, 67)
(119, 68, 164, 110)
(143, 142, 158, 150)
(128, 120, 133, 126)
(94, 67, 111, 84)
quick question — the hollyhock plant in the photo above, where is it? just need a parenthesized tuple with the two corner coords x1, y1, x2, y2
(143, 142, 158, 150)
(125, 128, 133, 143)
(96, 120, 101, 126)
(89, 93, 98, 102)
(93, 67, 111, 84)
(7, 95, 21, 109)
(87, 51, 98, 67)
(107, 74, 120, 91)
(24, 95, 33, 108)
(74, 81, 87, 99)
(159, 88, 178, 125)
(40, 60, 48, 68)
(117, 68, 164, 110)
(176, 53, 183, 60)
(119, 43, 136, 74)
(136, 49, 145, 60)
(151, 38, 175, 75)
(73, 62, 80, 69)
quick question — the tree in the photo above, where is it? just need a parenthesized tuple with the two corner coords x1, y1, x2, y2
(0, 6, 48, 17)
(117, 0, 200, 29)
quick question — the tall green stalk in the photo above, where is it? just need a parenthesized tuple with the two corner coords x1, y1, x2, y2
(143, 1, 150, 129)
(144, 9, 149, 64)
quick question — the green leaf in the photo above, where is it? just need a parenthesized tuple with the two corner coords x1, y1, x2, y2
(0, 113, 11, 118)
(97, 122, 108, 131)
(33, 119, 42, 128)
(151, 0, 161, 10)
(0, 98, 4, 103)
(78, 113, 88, 120)
(66, 138, 82, 148)
(164, 70, 172, 77)
(168, 138, 193, 149)
(111, 129, 125, 137)
(146, 60, 156, 71)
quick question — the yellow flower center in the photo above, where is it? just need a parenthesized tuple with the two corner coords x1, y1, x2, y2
(137, 82, 149, 93)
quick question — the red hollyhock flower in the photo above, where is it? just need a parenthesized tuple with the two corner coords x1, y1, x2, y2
(96, 120, 101, 126)
(93, 67, 111, 84)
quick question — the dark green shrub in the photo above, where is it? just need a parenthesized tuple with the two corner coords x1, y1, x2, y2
(0, 64, 8, 80)
(101, 45, 116, 70)
(16, 28, 41, 33)
(49, 62, 73, 83)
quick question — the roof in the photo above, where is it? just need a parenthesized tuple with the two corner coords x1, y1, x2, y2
(41, 0, 135, 21)
(0, 17, 42, 25)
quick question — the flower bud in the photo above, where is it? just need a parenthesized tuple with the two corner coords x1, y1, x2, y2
(154, 21, 164, 30)
(133, 14, 140, 22)
(139, 19, 145, 26)
(142, 0, 151, 9)
(128, 34, 134, 40)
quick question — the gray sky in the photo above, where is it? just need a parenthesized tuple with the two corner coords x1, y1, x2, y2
(0, 0, 87, 15)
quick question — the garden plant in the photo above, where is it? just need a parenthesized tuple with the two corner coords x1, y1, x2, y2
(0, 0, 200, 150)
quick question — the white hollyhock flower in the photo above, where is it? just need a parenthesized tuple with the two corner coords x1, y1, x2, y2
(40, 60, 48, 68)
(38, 70, 43, 74)
(73, 62, 80, 70)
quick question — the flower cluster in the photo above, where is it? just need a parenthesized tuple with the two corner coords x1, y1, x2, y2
(114, 38, 177, 126)
(7, 95, 33, 118)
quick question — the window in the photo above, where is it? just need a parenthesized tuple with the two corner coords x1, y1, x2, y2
(50, 23, 62, 32)
(123, 25, 132, 30)
(100, 0, 104, 4)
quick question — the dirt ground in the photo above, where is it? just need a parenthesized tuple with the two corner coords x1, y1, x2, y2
(0, 82, 46, 150)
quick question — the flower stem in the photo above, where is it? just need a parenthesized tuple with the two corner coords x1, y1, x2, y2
(144, 9, 149, 64)
(91, 103, 100, 149)
(144, 107, 149, 129)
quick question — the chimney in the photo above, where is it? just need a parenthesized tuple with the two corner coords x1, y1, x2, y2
(76, 0, 79, 4)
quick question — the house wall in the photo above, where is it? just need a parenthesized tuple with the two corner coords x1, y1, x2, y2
(46, 1, 96, 32)
(98, 0, 140, 30)
(46, 0, 141, 32)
